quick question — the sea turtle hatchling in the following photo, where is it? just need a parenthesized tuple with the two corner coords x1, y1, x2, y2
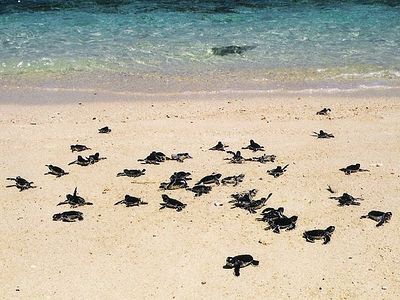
(303, 226, 335, 244)
(44, 165, 69, 177)
(230, 189, 258, 204)
(114, 195, 148, 207)
(57, 187, 93, 208)
(138, 151, 168, 165)
(159, 178, 189, 190)
(257, 207, 285, 223)
(209, 141, 229, 151)
(87, 152, 106, 164)
(117, 169, 146, 178)
(170, 172, 192, 181)
(339, 163, 369, 175)
(267, 164, 289, 178)
(159, 194, 187, 211)
(330, 193, 363, 206)
(223, 254, 259, 277)
(361, 211, 392, 227)
(312, 130, 335, 139)
(6, 176, 36, 191)
(98, 126, 111, 133)
(242, 139, 265, 152)
(70, 144, 91, 152)
(316, 108, 331, 115)
(186, 184, 212, 197)
(68, 155, 90, 166)
(225, 151, 248, 164)
(266, 216, 298, 233)
(233, 193, 273, 214)
(53, 211, 84, 222)
(195, 173, 222, 186)
(250, 154, 276, 163)
(222, 174, 245, 186)
(170, 153, 192, 162)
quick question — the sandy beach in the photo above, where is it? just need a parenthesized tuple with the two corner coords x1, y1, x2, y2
(1, 86, 399, 299)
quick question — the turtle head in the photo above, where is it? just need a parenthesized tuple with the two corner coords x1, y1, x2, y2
(384, 212, 392, 220)
(224, 257, 235, 268)
(161, 194, 169, 201)
(52, 213, 62, 221)
(141, 169, 146, 173)
(250, 139, 255, 144)
(290, 216, 298, 223)
(277, 207, 285, 213)
(326, 226, 335, 233)
(355, 163, 360, 168)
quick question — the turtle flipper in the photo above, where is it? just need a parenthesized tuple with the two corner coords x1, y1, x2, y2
(6, 184, 16, 188)
(376, 219, 385, 227)
(323, 235, 331, 244)
(234, 264, 241, 276)
(114, 200, 124, 205)
(251, 260, 259, 266)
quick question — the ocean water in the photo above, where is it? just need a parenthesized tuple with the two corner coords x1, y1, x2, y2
(1, 0, 400, 88)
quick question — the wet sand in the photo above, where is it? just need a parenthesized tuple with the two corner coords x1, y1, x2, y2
(1, 87, 399, 299)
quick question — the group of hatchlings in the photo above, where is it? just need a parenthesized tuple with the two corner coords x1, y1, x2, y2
(6, 111, 393, 277)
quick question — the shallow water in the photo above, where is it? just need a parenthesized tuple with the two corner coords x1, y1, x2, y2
(1, 0, 399, 88)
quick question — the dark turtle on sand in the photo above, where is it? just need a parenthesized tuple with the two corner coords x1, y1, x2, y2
(209, 141, 229, 151)
(257, 207, 285, 223)
(340, 163, 369, 175)
(212, 45, 256, 56)
(87, 152, 106, 164)
(232, 193, 273, 214)
(316, 108, 331, 115)
(53, 211, 83, 222)
(266, 216, 298, 233)
(195, 173, 222, 186)
(225, 151, 248, 164)
(361, 211, 392, 227)
(57, 187, 93, 208)
(6, 176, 36, 191)
(68, 155, 90, 166)
(170, 171, 192, 181)
(250, 154, 276, 163)
(267, 164, 289, 178)
(186, 184, 212, 197)
(330, 193, 363, 206)
(114, 195, 148, 207)
(70, 144, 91, 152)
(160, 178, 189, 190)
(170, 153, 192, 162)
(222, 174, 245, 186)
(230, 189, 258, 203)
(138, 151, 168, 165)
(223, 254, 259, 277)
(44, 165, 69, 177)
(159, 194, 186, 211)
(303, 226, 335, 244)
(98, 126, 111, 133)
(117, 169, 146, 178)
(242, 139, 265, 152)
(312, 130, 334, 139)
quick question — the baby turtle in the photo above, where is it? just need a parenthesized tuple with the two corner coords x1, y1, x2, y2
(312, 130, 334, 139)
(233, 193, 272, 214)
(53, 211, 83, 222)
(170, 171, 192, 181)
(57, 187, 93, 208)
(222, 174, 245, 186)
(316, 108, 331, 115)
(160, 178, 188, 190)
(114, 195, 148, 207)
(340, 163, 369, 175)
(242, 139, 265, 152)
(44, 165, 69, 177)
(6, 176, 36, 191)
(257, 207, 285, 223)
(361, 211, 392, 227)
(266, 216, 298, 233)
(68, 155, 90, 166)
(209, 141, 229, 151)
(98, 126, 111, 133)
(87, 152, 106, 164)
(267, 164, 289, 178)
(225, 151, 248, 164)
(250, 154, 276, 163)
(330, 193, 363, 206)
(170, 153, 192, 162)
(117, 169, 146, 178)
(195, 173, 222, 186)
(138, 151, 167, 165)
(303, 226, 335, 244)
(159, 194, 186, 211)
(186, 184, 212, 197)
(230, 189, 258, 203)
(223, 255, 259, 277)
(70, 144, 91, 152)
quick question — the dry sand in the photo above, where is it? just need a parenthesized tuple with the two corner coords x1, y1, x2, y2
(0, 87, 399, 299)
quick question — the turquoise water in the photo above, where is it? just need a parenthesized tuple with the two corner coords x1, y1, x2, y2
(1, 0, 400, 85)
